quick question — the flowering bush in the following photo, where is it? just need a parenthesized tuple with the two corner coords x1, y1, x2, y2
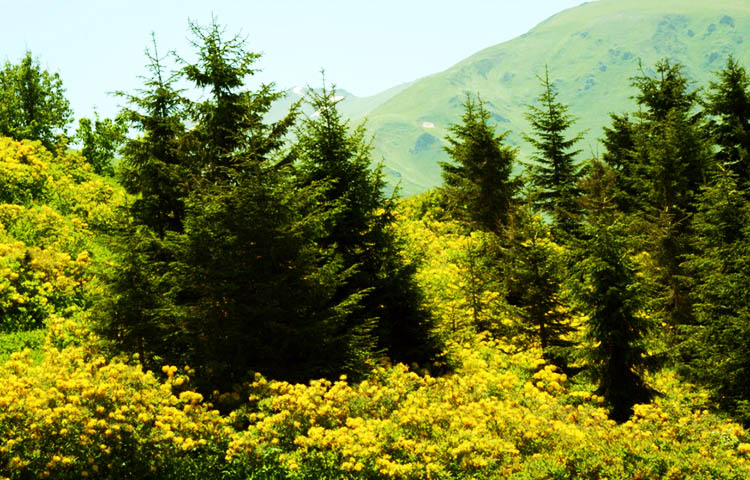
(0, 347, 230, 479)
(225, 335, 750, 479)
(0, 137, 124, 333)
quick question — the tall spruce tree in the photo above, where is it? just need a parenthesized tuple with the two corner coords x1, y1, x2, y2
(169, 20, 364, 390)
(684, 167, 750, 424)
(705, 56, 750, 186)
(573, 159, 654, 422)
(440, 94, 517, 233)
(630, 59, 710, 333)
(98, 21, 373, 394)
(503, 207, 573, 367)
(94, 37, 189, 367)
(523, 67, 584, 238)
(295, 85, 439, 371)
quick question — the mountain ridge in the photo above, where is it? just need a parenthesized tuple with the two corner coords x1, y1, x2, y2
(357, 0, 750, 194)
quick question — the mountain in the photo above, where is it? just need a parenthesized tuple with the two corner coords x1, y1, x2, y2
(353, 0, 750, 195)
(268, 82, 414, 125)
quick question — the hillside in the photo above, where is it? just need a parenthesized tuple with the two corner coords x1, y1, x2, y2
(356, 0, 750, 194)
(2, 147, 750, 477)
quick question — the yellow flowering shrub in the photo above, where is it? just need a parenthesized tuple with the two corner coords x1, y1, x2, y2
(0, 346, 230, 479)
(224, 333, 750, 479)
(0, 136, 125, 333)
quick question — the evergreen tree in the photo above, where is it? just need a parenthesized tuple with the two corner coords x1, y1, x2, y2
(600, 113, 642, 213)
(705, 56, 750, 186)
(175, 162, 364, 388)
(116, 36, 189, 237)
(179, 19, 292, 179)
(440, 94, 517, 233)
(0, 50, 72, 151)
(295, 84, 439, 371)
(98, 22, 370, 394)
(630, 60, 710, 332)
(162, 21, 371, 391)
(95, 36, 190, 368)
(571, 207, 653, 422)
(523, 67, 584, 238)
(503, 207, 573, 366)
(684, 167, 750, 424)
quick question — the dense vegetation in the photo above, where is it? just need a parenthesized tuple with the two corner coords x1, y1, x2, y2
(2, 17, 750, 479)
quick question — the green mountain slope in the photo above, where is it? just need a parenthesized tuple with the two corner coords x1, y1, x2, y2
(363, 0, 750, 195)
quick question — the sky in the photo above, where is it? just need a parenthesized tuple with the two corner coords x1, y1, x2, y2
(2, 0, 588, 122)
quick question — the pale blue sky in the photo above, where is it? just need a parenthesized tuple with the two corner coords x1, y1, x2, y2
(2, 0, 588, 121)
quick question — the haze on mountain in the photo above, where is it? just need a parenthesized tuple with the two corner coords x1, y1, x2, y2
(285, 0, 750, 195)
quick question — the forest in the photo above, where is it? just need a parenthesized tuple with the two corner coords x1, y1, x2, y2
(2, 18, 750, 479)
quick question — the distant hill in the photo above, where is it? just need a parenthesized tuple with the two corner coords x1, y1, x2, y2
(305, 0, 750, 195)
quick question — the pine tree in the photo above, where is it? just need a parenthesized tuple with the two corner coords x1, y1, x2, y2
(571, 210, 653, 422)
(94, 36, 190, 368)
(295, 84, 439, 371)
(116, 35, 189, 237)
(98, 22, 372, 393)
(705, 56, 750, 186)
(0, 51, 72, 151)
(570, 158, 655, 421)
(630, 60, 710, 333)
(440, 94, 517, 233)
(600, 113, 643, 213)
(503, 207, 573, 366)
(523, 67, 584, 238)
(684, 167, 750, 424)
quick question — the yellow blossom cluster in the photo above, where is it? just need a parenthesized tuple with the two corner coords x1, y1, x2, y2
(0, 137, 125, 334)
(225, 334, 750, 479)
(0, 346, 230, 479)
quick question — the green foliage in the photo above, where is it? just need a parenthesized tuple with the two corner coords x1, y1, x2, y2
(295, 84, 440, 372)
(0, 51, 72, 151)
(172, 165, 364, 389)
(683, 167, 750, 424)
(523, 67, 584, 238)
(440, 94, 517, 233)
(396, 192, 513, 342)
(75, 112, 127, 177)
(99, 21, 421, 396)
(0, 329, 44, 363)
(0, 137, 123, 335)
(502, 207, 575, 365)
(116, 35, 189, 237)
(705, 56, 750, 185)
(571, 176, 654, 421)
(602, 59, 711, 335)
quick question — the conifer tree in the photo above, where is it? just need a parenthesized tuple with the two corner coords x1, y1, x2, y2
(573, 158, 654, 421)
(684, 167, 750, 424)
(572, 212, 653, 422)
(523, 67, 584, 238)
(440, 94, 517, 233)
(295, 84, 439, 371)
(600, 113, 642, 213)
(629, 60, 710, 332)
(116, 36, 189, 237)
(98, 22, 373, 393)
(94, 37, 190, 367)
(167, 20, 363, 390)
(705, 56, 750, 186)
(503, 207, 573, 366)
